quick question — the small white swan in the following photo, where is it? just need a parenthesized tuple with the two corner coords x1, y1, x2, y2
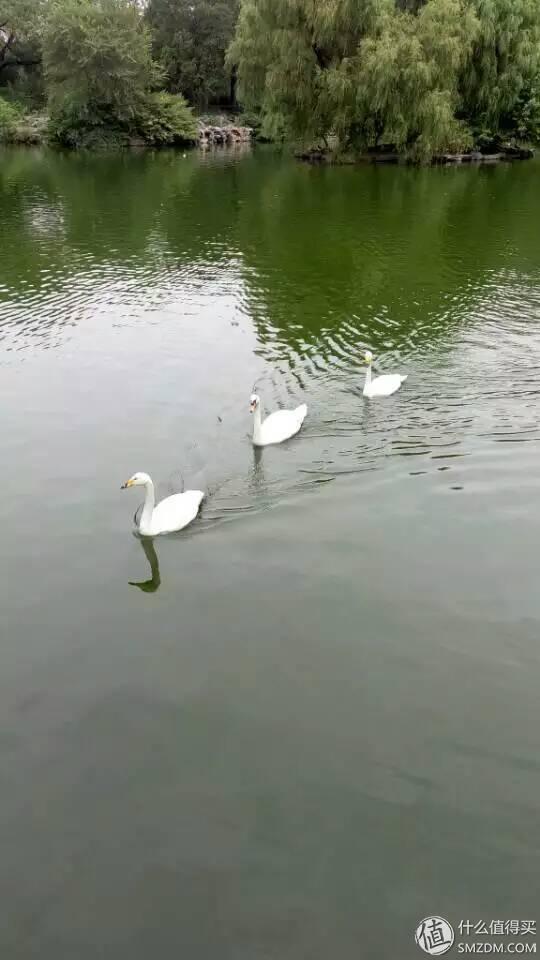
(250, 393, 308, 447)
(363, 350, 407, 398)
(121, 472, 204, 536)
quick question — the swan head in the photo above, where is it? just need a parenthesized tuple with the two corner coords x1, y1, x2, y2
(364, 350, 374, 365)
(121, 471, 151, 490)
(249, 393, 260, 413)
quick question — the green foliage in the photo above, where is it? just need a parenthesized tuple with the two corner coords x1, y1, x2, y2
(0, 0, 45, 67)
(0, 93, 21, 139)
(353, 0, 478, 160)
(133, 92, 199, 145)
(0, 0, 45, 100)
(47, 95, 129, 149)
(3, 0, 540, 155)
(230, 0, 540, 159)
(44, 0, 160, 112)
(462, 0, 540, 129)
(0, 80, 46, 145)
(48, 90, 198, 150)
(43, 0, 197, 148)
(1, 69, 45, 109)
(506, 75, 540, 143)
(146, 0, 239, 109)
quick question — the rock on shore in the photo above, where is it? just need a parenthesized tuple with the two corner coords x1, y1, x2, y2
(198, 124, 252, 147)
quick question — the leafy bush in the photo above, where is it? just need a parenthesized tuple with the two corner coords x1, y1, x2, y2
(0, 96, 22, 141)
(48, 91, 198, 149)
(236, 108, 265, 139)
(134, 92, 198, 146)
(509, 77, 540, 143)
(47, 96, 128, 148)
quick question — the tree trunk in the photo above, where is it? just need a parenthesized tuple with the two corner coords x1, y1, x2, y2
(229, 64, 237, 110)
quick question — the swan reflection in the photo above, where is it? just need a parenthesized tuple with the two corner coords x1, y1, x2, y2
(129, 536, 161, 593)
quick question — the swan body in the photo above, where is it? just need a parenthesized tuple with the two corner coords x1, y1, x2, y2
(121, 472, 204, 536)
(363, 350, 407, 398)
(250, 393, 307, 446)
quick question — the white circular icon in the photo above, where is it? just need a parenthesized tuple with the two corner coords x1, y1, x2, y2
(415, 917, 455, 956)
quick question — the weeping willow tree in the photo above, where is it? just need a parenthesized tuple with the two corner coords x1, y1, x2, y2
(229, 0, 387, 143)
(229, 0, 540, 158)
(329, 0, 479, 160)
(463, 0, 540, 132)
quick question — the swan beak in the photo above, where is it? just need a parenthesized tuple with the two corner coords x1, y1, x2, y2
(249, 402, 256, 413)
(121, 479, 132, 489)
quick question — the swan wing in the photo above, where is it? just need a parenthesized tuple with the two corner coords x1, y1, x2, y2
(151, 490, 204, 534)
(259, 404, 308, 445)
(366, 374, 406, 397)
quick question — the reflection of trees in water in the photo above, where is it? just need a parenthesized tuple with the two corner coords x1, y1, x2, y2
(0, 149, 197, 289)
(235, 158, 540, 364)
(0, 149, 222, 347)
(1, 147, 539, 359)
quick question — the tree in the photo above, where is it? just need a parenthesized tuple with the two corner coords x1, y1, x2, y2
(0, 0, 45, 82)
(146, 0, 239, 109)
(43, 0, 197, 147)
(229, 0, 379, 143)
(351, 0, 478, 159)
(44, 0, 158, 114)
(230, 0, 540, 157)
(461, 0, 540, 132)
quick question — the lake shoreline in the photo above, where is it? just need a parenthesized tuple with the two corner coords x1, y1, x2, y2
(2, 114, 253, 151)
(296, 144, 535, 166)
(3, 115, 535, 168)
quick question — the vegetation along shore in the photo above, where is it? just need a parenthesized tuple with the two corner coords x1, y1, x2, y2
(1, 0, 539, 163)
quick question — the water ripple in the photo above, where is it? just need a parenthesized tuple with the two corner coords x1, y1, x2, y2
(2, 149, 540, 521)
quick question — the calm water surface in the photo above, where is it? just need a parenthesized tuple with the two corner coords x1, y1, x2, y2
(1, 146, 540, 958)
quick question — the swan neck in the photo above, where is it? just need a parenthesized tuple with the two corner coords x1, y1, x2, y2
(365, 364, 372, 387)
(140, 480, 155, 532)
(252, 404, 263, 444)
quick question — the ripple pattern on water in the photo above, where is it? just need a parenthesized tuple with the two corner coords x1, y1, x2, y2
(2, 150, 540, 954)
(2, 149, 540, 527)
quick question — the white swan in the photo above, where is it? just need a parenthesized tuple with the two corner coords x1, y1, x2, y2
(121, 472, 204, 536)
(250, 393, 308, 446)
(363, 350, 407, 398)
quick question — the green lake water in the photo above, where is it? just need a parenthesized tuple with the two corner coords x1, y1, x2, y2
(1, 145, 540, 958)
